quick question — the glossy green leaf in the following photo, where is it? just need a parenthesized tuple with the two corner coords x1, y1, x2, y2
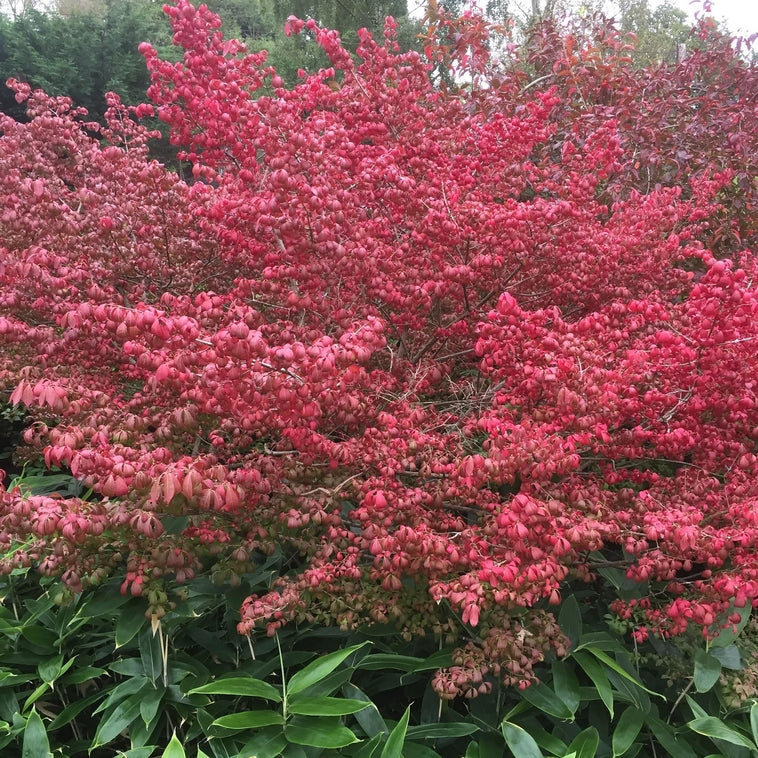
(751, 702, 758, 745)
(238, 726, 288, 758)
(409, 650, 455, 672)
(710, 645, 741, 670)
(212, 710, 285, 730)
(343, 683, 387, 737)
(353, 733, 384, 758)
(94, 675, 151, 714)
(694, 650, 722, 693)
(405, 722, 480, 739)
(92, 693, 144, 747)
(287, 695, 371, 716)
(19, 624, 56, 649)
(520, 681, 575, 720)
(685, 695, 708, 720)
(287, 643, 367, 697)
(139, 686, 163, 726)
(140, 627, 163, 684)
(558, 595, 583, 647)
(37, 654, 64, 684)
(567, 727, 599, 758)
(48, 690, 103, 730)
(115, 606, 146, 648)
(109, 658, 148, 678)
(22, 681, 50, 712)
(382, 706, 411, 758)
(402, 742, 444, 758)
(552, 660, 581, 716)
(60, 665, 107, 685)
(709, 603, 751, 648)
(22, 708, 52, 758)
(645, 715, 697, 758)
(502, 721, 544, 758)
(285, 718, 359, 748)
(688, 717, 758, 749)
(161, 733, 186, 758)
(573, 651, 614, 718)
(613, 707, 645, 757)
(188, 676, 282, 701)
(357, 654, 425, 672)
(583, 648, 661, 698)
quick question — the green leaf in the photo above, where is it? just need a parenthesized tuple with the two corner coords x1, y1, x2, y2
(645, 715, 697, 758)
(528, 725, 567, 756)
(343, 683, 387, 737)
(37, 654, 64, 684)
(558, 596, 583, 647)
(357, 654, 425, 672)
(583, 648, 661, 698)
(573, 651, 614, 718)
(519, 681, 575, 720)
(22, 708, 52, 758)
(287, 643, 367, 697)
(405, 722, 480, 739)
(115, 605, 146, 648)
(20, 624, 57, 650)
(140, 627, 164, 684)
(48, 690, 103, 730)
(188, 676, 282, 701)
(688, 717, 758, 749)
(613, 707, 645, 757)
(710, 645, 741, 670)
(501, 721, 543, 758)
(60, 665, 107, 685)
(94, 675, 151, 713)
(139, 686, 164, 726)
(409, 649, 455, 672)
(161, 733, 186, 758)
(685, 695, 708, 720)
(238, 726, 288, 758)
(402, 743, 445, 758)
(552, 660, 581, 716)
(23, 681, 51, 712)
(382, 706, 411, 758)
(287, 695, 371, 716)
(709, 603, 751, 648)
(109, 658, 148, 678)
(751, 702, 758, 746)
(285, 718, 359, 748)
(92, 693, 144, 748)
(567, 727, 599, 758)
(212, 710, 285, 730)
(352, 732, 384, 758)
(694, 650, 722, 693)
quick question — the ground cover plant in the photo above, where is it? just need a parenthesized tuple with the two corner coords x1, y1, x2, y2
(1, 0, 758, 754)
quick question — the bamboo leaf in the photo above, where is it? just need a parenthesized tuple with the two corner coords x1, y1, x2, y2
(22, 708, 52, 758)
(382, 706, 411, 758)
(188, 677, 282, 701)
(287, 643, 368, 697)
(501, 721, 544, 758)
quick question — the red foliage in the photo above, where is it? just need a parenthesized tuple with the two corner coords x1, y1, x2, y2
(1, 0, 758, 696)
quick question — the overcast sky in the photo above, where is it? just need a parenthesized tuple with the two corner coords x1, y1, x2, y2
(408, 0, 758, 37)
(669, 0, 758, 36)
